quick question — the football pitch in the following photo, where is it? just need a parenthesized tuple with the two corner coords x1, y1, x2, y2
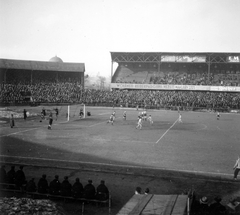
(0, 105, 240, 179)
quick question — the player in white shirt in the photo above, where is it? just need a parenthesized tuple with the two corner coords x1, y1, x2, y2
(147, 115, 153, 125)
(178, 113, 182, 123)
(233, 157, 240, 180)
(123, 111, 126, 120)
(143, 110, 147, 121)
(112, 111, 116, 120)
(136, 116, 142, 129)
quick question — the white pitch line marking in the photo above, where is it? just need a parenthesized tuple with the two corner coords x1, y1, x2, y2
(0, 155, 233, 177)
(156, 118, 178, 144)
(0, 127, 39, 137)
(0, 120, 69, 138)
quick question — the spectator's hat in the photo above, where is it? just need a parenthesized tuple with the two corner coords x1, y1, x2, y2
(88, 179, 92, 183)
(101, 180, 105, 184)
(200, 196, 208, 204)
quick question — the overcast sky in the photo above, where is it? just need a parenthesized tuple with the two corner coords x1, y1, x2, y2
(1, 0, 240, 77)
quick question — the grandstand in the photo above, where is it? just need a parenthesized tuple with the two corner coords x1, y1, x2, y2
(110, 52, 240, 89)
(0, 57, 85, 104)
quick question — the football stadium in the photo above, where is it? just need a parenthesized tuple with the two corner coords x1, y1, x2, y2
(0, 52, 240, 214)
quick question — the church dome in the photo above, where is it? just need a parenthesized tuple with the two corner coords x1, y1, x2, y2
(49, 56, 63, 63)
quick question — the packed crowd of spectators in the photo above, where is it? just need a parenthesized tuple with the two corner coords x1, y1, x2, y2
(114, 65, 240, 86)
(149, 71, 240, 86)
(1, 82, 240, 110)
(1, 69, 240, 110)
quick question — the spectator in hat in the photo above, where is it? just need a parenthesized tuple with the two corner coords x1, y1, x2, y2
(144, 188, 150, 195)
(38, 174, 49, 194)
(0, 165, 7, 183)
(192, 196, 210, 215)
(60, 176, 72, 196)
(15, 166, 27, 189)
(84, 179, 96, 199)
(72, 178, 84, 198)
(135, 187, 142, 195)
(96, 180, 109, 200)
(209, 196, 227, 215)
(7, 166, 16, 184)
(49, 175, 61, 195)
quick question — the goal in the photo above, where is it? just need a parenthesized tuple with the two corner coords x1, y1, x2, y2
(67, 103, 86, 121)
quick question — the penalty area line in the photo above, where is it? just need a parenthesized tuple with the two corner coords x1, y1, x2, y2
(156, 118, 179, 144)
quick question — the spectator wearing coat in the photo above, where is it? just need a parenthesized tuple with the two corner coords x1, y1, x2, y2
(96, 180, 109, 200)
(84, 179, 96, 199)
(60, 176, 72, 196)
(49, 175, 61, 195)
(72, 178, 84, 198)
(38, 174, 49, 194)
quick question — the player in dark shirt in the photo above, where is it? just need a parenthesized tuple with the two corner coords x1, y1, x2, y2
(55, 108, 59, 120)
(23, 109, 27, 120)
(48, 112, 53, 129)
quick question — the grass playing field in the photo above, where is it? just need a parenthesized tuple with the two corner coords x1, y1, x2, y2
(1, 105, 239, 179)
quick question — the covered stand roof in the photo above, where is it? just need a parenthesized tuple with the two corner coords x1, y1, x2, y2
(110, 52, 240, 64)
(0, 58, 85, 72)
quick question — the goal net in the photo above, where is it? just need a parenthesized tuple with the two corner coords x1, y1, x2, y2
(67, 103, 86, 121)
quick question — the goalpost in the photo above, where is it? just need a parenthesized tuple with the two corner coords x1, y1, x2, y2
(67, 103, 86, 121)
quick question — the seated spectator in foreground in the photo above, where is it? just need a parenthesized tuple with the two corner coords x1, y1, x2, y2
(144, 188, 150, 195)
(192, 196, 210, 215)
(15, 166, 27, 189)
(26, 178, 37, 192)
(38, 174, 49, 194)
(72, 178, 83, 198)
(84, 179, 96, 199)
(7, 166, 16, 184)
(60, 176, 72, 196)
(209, 196, 226, 215)
(135, 187, 142, 195)
(49, 175, 61, 195)
(0, 165, 7, 183)
(96, 180, 109, 200)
